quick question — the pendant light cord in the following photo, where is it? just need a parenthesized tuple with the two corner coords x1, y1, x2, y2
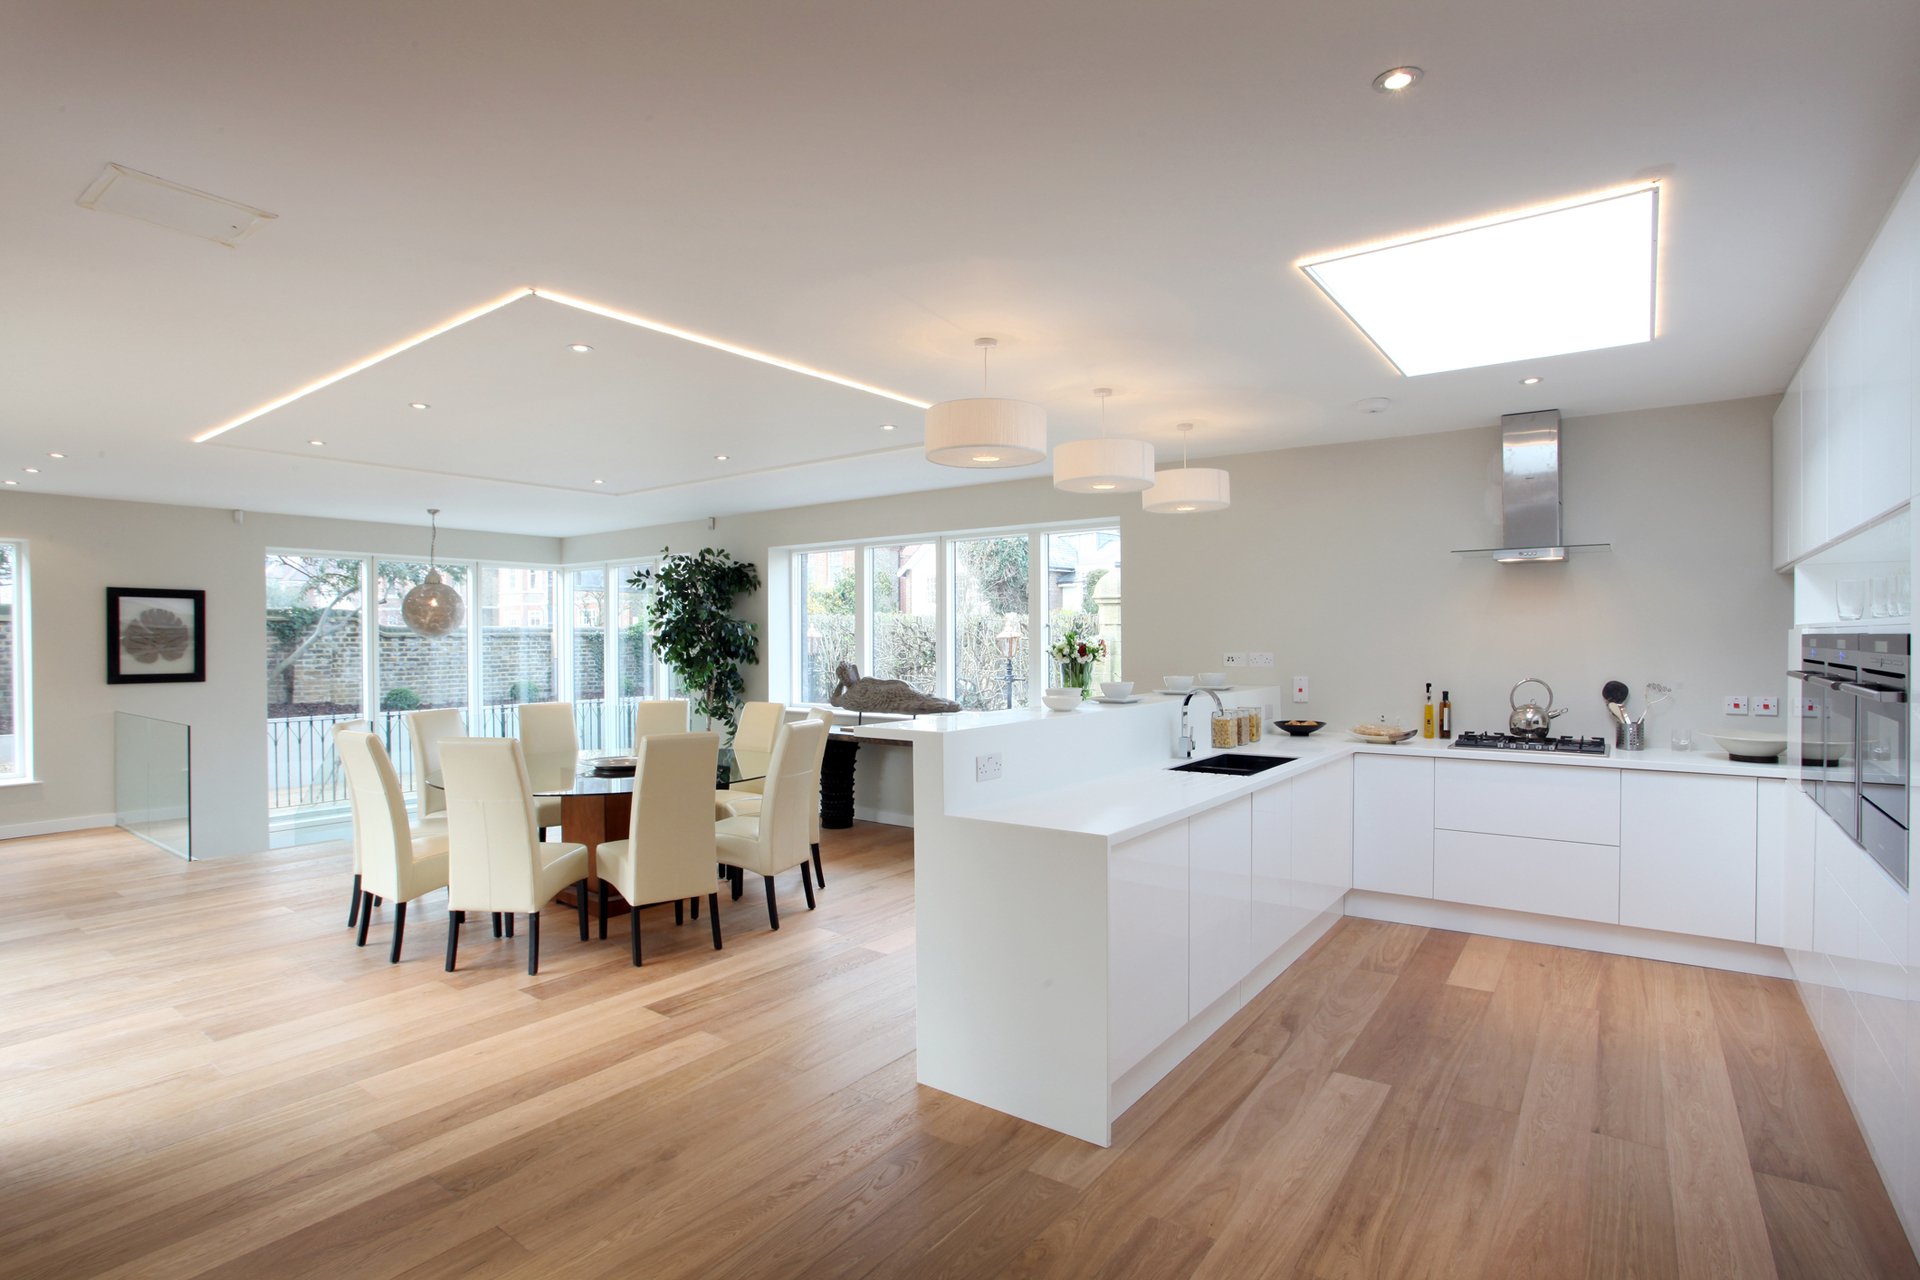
(427, 508, 440, 571)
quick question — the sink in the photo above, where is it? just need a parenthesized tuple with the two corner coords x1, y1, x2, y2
(1170, 753, 1295, 776)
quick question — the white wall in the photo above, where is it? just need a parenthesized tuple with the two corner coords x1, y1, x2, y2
(568, 396, 1791, 745)
(0, 492, 558, 854)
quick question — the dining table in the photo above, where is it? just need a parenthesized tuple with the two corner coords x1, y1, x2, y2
(426, 749, 766, 917)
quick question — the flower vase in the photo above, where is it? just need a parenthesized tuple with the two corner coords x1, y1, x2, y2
(1060, 663, 1093, 699)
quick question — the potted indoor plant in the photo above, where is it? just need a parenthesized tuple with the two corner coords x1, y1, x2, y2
(627, 548, 761, 734)
(1049, 626, 1107, 699)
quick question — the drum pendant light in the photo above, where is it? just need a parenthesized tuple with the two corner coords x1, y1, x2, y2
(1053, 387, 1157, 493)
(401, 508, 466, 637)
(924, 337, 1047, 468)
(1142, 423, 1232, 513)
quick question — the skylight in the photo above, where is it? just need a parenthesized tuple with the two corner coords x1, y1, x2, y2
(1299, 183, 1660, 377)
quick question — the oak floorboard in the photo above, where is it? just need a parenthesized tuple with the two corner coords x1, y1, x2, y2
(0, 825, 1913, 1279)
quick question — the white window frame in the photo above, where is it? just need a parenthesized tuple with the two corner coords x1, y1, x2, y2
(773, 517, 1117, 709)
(0, 539, 33, 785)
(556, 557, 667, 752)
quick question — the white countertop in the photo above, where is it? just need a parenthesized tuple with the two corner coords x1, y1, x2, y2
(956, 705, 1798, 844)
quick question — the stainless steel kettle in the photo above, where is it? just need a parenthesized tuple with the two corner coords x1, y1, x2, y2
(1508, 677, 1566, 739)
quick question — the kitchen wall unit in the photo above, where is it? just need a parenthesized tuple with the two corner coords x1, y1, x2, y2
(1774, 165, 1918, 569)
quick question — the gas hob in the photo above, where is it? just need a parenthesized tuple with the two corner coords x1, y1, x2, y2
(1451, 731, 1608, 755)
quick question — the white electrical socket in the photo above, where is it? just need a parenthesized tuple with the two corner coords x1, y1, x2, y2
(975, 753, 1002, 782)
(1250, 652, 1275, 668)
(1802, 697, 1820, 716)
(1724, 695, 1748, 715)
(1754, 696, 1779, 717)
(1293, 676, 1310, 703)
(1223, 652, 1247, 668)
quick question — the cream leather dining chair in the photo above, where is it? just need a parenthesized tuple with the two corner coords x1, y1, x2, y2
(404, 707, 466, 817)
(717, 707, 833, 886)
(716, 718, 827, 930)
(334, 718, 373, 926)
(439, 737, 590, 975)
(515, 701, 578, 836)
(633, 697, 690, 743)
(594, 731, 722, 965)
(725, 701, 786, 797)
(338, 730, 449, 963)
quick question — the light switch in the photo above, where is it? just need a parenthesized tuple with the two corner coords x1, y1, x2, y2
(1724, 695, 1748, 716)
(1293, 676, 1310, 703)
(1754, 696, 1779, 717)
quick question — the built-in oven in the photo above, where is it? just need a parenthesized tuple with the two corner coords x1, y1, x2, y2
(1851, 634, 1909, 888)
(1816, 633, 1862, 839)
(1789, 633, 1847, 810)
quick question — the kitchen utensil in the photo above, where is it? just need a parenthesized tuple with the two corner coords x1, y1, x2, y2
(1634, 682, 1672, 726)
(1508, 677, 1566, 739)
(1274, 719, 1327, 737)
(1350, 725, 1418, 744)
(1601, 681, 1630, 724)
(1705, 731, 1786, 763)
(1615, 721, 1646, 751)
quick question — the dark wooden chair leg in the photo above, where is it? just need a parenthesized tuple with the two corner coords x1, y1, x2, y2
(388, 901, 408, 964)
(731, 866, 744, 901)
(801, 860, 816, 911)
(575, 879, 589, 942)
(373, 896, 383, 907)
(674, 900, 684, 926)
(506, 912, 515, 938)
(630, 901, 643, 967)
(598, 882, 609, 940)
(445, 913, 460, 971)
(348, 874, 363, 927)
(527, 909, 542, 976)
(356, 892, 374, 947)
(492, 911, 503, 937)
(708, 892, 722, 950)
(812, 843, 825, 887)
(764, 876, 780, 930)
(691, 896, 700, 920)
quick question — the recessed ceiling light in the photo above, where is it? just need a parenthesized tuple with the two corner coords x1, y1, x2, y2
(592, 478, 604, 485)
(568, 343, 593, 353)
(715, 454, 729, 461)
(1355, 397, 1393, 414)
(1372, 66, 1422, 93)
(409, 401, 430, 410)
(1520, 376, 1543, 385)
(3, 480, 16, 486)
(881, 422, 896, 431)
(47, 452, 64, 459)
(308, 439, 325, 447)
(1300, 181, 1659, 377)
(23, 468, 38, 474)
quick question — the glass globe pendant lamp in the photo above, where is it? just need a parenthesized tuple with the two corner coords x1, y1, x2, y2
(402, 508, 466, 637)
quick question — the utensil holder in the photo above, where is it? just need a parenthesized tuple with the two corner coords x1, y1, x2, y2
(1615, 721, 1646, 751)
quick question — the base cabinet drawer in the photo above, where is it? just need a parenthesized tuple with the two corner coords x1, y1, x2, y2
(1434, 829, 1619, 923)
(1435, 759, 1620, 844)
(1353, 755, 1434, 897)
(1619, 772, 1758, 943)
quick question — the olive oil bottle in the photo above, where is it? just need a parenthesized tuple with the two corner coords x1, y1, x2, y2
(1422, 683, 1436, 739)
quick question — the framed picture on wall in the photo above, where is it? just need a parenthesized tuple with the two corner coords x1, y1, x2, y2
(106, 587, 206, 684)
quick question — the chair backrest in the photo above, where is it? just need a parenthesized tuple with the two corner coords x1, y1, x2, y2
(516, 701, 579, 792)
(732, 701, 786, 779)
(621, 731, 721, 902)
(332, 719, 373, 868)
(753, 719, 827, 863)
(404, 707, 466, 815)
(634, 698, 690, 742)
(337, 730, 412, 894)
(440, 737, 542, 913)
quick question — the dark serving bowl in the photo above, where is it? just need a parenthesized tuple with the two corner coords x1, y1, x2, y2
(1274, 719, 1327, 737)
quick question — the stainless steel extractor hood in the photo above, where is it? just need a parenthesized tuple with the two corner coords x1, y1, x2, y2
(1453, 409, 1609, 562)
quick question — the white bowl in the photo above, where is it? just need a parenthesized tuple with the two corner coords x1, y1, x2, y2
(1706, 732, 1786, 762)
(1041, 692, 1082, 711)
(1044, 686, 1076, 697)
(1101, 681, 1135, 699)
(1197, 672, 1227, 687)
(1163, 675, 1195, 692)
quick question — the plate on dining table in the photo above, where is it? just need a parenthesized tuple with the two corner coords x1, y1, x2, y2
(584, 755, 637, 775)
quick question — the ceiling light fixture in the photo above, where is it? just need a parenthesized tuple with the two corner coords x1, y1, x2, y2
(592, 478, 604, 485)
(1372, 66, 1422, 92)
(1520, 376, 1543, 385)
(1053, 387, 1158, 494)
(409, 401, 430, 410)
(308, 439, 325, 447)
(1356, 397, 1393, 414)
(1142, 423, 1231, 514)
(23, 468, 38, 474)
(48, 452, 64, 459)
(401, 508, 466, 638)
(715, 454, 729, 461)
(881, 422, 896, 431)
(1299, 181, 1659, 377)
(3, 480, 16, 486)
(193, 287, 533, 442)
(531, 288, 930, 408)
(924, 337, 1047, 468)
(568, 343, 593, 353)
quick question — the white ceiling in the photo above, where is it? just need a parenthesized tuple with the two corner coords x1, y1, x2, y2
(3, 0, 1918, 536)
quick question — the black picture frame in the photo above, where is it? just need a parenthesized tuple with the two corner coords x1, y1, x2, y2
(106, 587, 207, 684)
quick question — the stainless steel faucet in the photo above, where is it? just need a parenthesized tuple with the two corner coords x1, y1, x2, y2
(1175, 688, 1225, 758)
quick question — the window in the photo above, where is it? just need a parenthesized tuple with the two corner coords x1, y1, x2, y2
(781, 522, 1118, 714)
(798, 547, 857, 704)
(0, 541, 28, 780)
(375, 560, 470, 718)
(479, 566, 556, 733)
(570, 567, 607, 748)
(265, 555, 365, 816)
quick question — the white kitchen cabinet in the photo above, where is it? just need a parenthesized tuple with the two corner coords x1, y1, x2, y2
(1756, 778, 1788, 948)
(1827, 292, 1867, 541)
(1803, 333, 1832, 550)
(1619, 772, 1758, 943)
(1853, 220, 1914, 524)
(1188, 797, 1252, 1018)
(1781, 785, 1818, 954)
(1109, 821, 1190, 1081)
(1249, 780, 1304, 968)
(1353, 754, 1434, 897)
(1291, 756, 1353, 917)
(1773, 376, 1803, 568)
(1435, 758, 1621, 845)
(1433, 829, 1619, 923)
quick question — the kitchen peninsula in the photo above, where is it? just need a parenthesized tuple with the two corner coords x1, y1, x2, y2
(860, 693, 1800, 1145)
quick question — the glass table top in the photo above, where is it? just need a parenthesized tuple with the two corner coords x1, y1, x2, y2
(426, 749, 763, 796)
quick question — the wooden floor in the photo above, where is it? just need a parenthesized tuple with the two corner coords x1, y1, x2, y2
(2, 825, 1915, 1279)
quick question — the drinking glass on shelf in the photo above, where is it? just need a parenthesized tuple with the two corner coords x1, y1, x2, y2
(1870, 577, 1890, 618)
(1838, 579, 1867, 621)
(1670, 725, 1693, 751)
(1896, 572, 1912, 617)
